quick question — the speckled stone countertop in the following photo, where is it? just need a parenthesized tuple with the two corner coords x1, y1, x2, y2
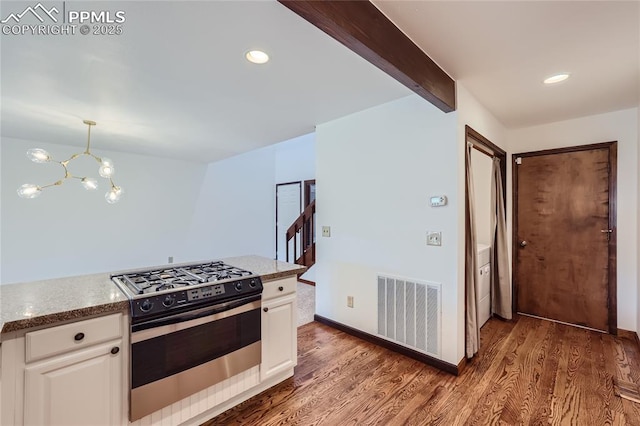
(0, 273, 129, 338)
(0, 255, 305, 337)
(224, 255, 306, 282)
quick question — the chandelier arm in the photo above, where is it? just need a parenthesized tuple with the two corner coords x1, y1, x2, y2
(39, 180, 65, 189)
(60, 153, 82, 164)
(85, 121, 93, 154)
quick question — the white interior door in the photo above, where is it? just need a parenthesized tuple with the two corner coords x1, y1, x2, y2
(276, 182, 301, 262)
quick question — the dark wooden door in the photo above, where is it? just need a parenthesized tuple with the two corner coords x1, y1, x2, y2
(514, 144, 616, 332)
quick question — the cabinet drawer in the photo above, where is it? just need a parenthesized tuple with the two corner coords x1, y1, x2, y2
(262, 277, 296, 301)
(26, 313, 123, 363)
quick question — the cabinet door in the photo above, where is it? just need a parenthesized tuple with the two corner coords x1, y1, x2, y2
(24, 340, 123, 426)
(261, 294, 297, 381)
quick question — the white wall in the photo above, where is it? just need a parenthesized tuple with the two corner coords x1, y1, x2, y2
(507, 108, 639, 331)
(470, 149, 493, 246)
(315, 94, 460, 364)
(186, 145, 277, 262)
(186, 133, 316, 262)
(275, 133, 316, 184)
(1, 137, 207, 284)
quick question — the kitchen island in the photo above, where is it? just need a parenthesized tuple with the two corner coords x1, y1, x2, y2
(0, 255, 306, 426)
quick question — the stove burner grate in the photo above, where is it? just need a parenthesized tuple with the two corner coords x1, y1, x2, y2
(116, 261, 254, 295)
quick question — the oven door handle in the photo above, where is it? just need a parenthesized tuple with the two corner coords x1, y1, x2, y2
(131, 293, 261, 338)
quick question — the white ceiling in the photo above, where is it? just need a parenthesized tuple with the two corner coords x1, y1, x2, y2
(1, 1, 638, 163)
(374, 0, 640, 129)
(0, 1, 410, 163)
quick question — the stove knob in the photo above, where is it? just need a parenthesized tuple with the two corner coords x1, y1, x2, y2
(249, 279, 256, 288)
(235, 282, 243, 292)
(162, 295, 175, 307)
(140, 299, 153, 312)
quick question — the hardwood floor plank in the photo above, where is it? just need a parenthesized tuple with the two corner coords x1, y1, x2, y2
(460, 315, 540, 425)
(202, 317, 640, 426)
(527, 322, 565, 425)
(498, 318, 552, 424)
(609, 334, 640, 424)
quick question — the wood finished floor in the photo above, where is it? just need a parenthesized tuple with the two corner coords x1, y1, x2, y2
(203, 315, 640, 425)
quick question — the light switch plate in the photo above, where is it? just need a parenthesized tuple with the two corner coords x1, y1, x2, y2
(427, 231, 442, 246)
(322, 226, 331, 237)
(430, 195, 447, 207)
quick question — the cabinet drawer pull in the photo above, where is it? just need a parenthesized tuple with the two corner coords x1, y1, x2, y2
(111, 346, 120, 355)
(278, 286, 284, 291)
(263, 307, 269, 312)
(74, 332, 85, 341)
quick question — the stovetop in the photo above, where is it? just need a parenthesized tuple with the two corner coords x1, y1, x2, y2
(114, 261, 254, 295)
(111, 261, 263, 321)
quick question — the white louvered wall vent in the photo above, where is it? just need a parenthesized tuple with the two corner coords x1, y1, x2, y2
(377, 275, 441, 358)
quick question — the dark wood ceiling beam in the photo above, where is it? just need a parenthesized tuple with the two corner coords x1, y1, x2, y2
(278, 0, 456, 113)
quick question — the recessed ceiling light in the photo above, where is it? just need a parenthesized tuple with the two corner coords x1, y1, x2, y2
(543, 73, 570, 84)
(246, 50, 269, 64)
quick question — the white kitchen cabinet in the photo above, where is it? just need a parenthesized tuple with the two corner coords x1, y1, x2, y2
(1, 313, 126, 426)
(261, 277, 297, 381)
(24, 340, 123, 426)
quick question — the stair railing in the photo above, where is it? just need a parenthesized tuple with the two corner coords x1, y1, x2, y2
(285, 200, 315, 267)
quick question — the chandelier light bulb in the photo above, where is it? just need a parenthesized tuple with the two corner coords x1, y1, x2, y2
(17, 183, 42, 199)
(105, 186, 123, 204)
(99, 163, 115, 178)
(100, 157, 114, 167)
(26, 148, 51, 163)
(81, 177, 99, 191)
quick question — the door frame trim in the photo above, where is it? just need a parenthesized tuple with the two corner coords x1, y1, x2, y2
(275, 181, 302, 261)
(303, 179, 316, 207)
(512, 141, 618, 333)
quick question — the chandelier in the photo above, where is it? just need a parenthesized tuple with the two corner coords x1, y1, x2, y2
(17, 120, 123, 203)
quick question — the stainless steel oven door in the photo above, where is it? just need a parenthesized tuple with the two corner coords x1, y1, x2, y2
(129, 294, 261, 421)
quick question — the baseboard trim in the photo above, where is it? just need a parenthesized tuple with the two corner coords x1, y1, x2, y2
(619, 328, 640, 351)
(297, 278, 315, 286)
(313, 314, 460, 376)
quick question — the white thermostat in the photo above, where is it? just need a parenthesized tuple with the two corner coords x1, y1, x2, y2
(430, 195, 447, 207)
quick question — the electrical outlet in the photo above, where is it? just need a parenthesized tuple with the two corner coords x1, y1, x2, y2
(322, 226, 331, 237)
(347, 296, 354, 308)
(168, 256, 174, 264)
(426, 231, 442, 246)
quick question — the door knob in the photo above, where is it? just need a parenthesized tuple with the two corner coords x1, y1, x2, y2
(520, 240, 527, 247)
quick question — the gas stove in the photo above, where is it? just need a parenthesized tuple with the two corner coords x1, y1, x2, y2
(111, 260, 263, 322)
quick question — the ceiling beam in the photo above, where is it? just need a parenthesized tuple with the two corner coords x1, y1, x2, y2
(278, 0, 456, 113)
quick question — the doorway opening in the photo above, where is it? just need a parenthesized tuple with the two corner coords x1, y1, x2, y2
(275, 181, 302, 262)
(464, 125, 509, 359)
